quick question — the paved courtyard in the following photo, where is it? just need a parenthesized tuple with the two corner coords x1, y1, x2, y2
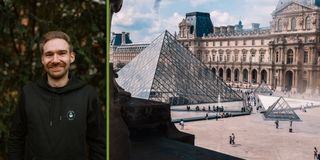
(173, 106, 320, 160)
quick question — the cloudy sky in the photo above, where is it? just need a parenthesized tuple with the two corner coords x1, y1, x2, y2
(111, 0, 279, 43)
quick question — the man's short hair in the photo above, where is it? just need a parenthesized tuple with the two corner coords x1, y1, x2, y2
(39, 31, 73, 53)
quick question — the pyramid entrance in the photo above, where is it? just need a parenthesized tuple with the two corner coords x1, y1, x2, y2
(264, 96, 301, 121)
(116, 31, 242, 105)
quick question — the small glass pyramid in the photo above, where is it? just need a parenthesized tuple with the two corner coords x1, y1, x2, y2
(264, 97, 301, 121)
(254, 82, 273, 95)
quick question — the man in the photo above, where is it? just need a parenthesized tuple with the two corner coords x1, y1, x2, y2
(231, 133, 235, 145)
(8, 31, 105, 160)
(275, 120, 279, 129)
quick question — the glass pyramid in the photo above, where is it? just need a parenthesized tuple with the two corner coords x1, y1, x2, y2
(264, 97, 301, 121)
(116, 30, 242, 105)
(254, 82, 273, 95)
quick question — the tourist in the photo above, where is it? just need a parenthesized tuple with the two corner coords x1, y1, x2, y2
(229, 136, 232, 144)
(314, 147, 318, 160)
(205, 113, 209, 120)
(231, 133, 235, 144)
(179, 119, 184, 130)
(275, 120, 279, 129)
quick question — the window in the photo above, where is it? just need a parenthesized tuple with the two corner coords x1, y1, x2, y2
(291, 17, 296, 31)
(227, 54, 230, 62)
(197, 50, 202, 61)
(260, 54, 265, 62)
(220, 41, 222, 46)
(243, 54, 247, 62)
(306, 16, 311, 30)
(304, 51, 308, 63)
(213, 41, 215, 46)
(278, 19, 282, 31)
(235, 40, 238, 46)
(252, 39, 255, 45)
(190, 26, 194, 34)
(261, 39, 264, 45)
(227, 41, 230, 46)
(276, 52, 279, 62)
(205, 52, 209, 62)
(235, 54, 239, 62)
(206, 42, 208, 46)
(219, 54, 223, 61)
(213, 55, 216, 61)
(243, 40, 246, 46)
(287, 49, 294, 64)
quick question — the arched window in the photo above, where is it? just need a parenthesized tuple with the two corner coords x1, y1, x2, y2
(287, 49, 294, 64)
(276, 52, 279, 62)
(291, 17, 296, 31)
(306, 16, 311, 30)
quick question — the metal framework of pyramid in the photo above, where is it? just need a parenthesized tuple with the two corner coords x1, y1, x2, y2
(254, 82, 273, 95)
(264, 97, 301, 121)
(116, 30, 242, 105)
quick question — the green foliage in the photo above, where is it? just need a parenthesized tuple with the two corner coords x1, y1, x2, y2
(0, 0, 106, 158)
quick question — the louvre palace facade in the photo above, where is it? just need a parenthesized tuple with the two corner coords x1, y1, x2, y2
(177, 0, 320, 94)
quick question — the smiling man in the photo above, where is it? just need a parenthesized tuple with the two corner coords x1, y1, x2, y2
(8, 31, 106, 160)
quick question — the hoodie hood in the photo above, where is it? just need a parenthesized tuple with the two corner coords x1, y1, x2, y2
(36, 74, 87, 94)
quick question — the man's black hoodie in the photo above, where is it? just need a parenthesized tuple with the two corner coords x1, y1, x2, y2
(8, 74, 106, 160)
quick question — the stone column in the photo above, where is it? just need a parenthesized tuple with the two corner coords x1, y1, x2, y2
(248, 69, 252, 84)
(291, 70, 297, 93)
(279, 47, 282, 63)
(239, 69, 243, 86)
(231, 68, 235, 82)
(257, 69, 261, 84)
(306, 70, 313, 94)
(294, 47, 298, 64)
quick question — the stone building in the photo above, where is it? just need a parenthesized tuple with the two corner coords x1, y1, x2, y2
(177, 0, 320, 94)
(110, 32, 148, 69)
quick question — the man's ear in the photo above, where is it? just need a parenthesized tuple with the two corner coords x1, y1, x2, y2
(70, 52, 75, 63)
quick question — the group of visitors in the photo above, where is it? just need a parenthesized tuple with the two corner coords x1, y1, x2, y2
(186, 105, 224, 112)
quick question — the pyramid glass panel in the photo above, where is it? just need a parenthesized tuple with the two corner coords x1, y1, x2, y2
(116, 31, 242, 105)
(264, 97, 301, 121)
(254, 82, 273, 95)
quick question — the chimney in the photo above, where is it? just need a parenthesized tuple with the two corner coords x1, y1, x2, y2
(121, 32, 126, 45)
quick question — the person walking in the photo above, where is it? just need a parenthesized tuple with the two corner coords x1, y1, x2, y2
(275, 120, 279, 129)
(8, 31, 106, 160)
(314, 147, 318, 160)
(180, 119, 184, 130)
(231, 133, 235, 145)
